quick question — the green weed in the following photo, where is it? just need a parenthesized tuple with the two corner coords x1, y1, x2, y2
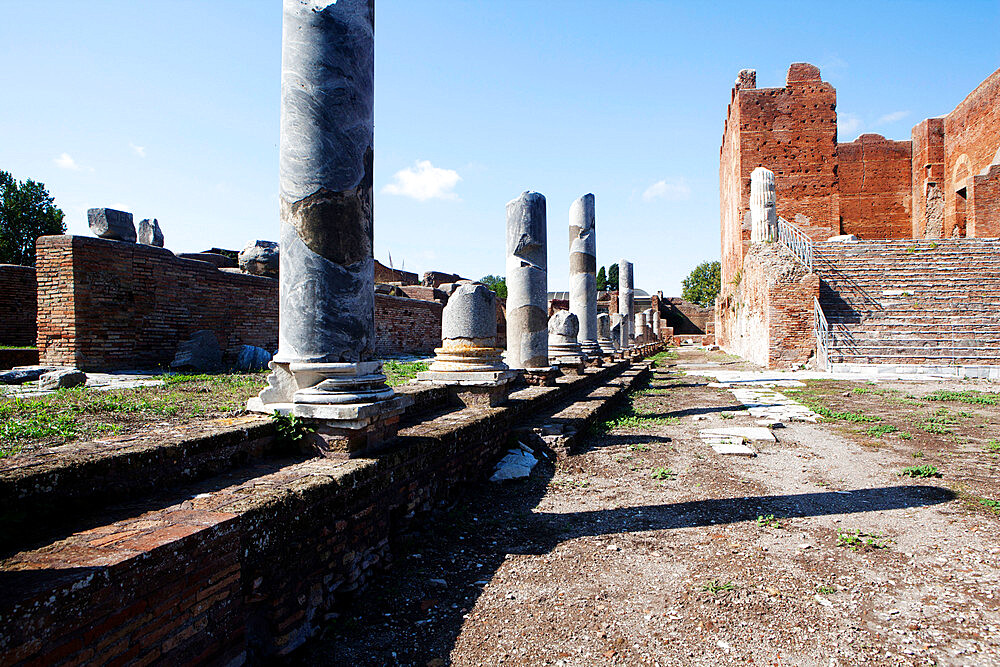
(701, 580, 737, 594)
(382, 360, 430, 386)
(837, 530, 889, 551)
(756, 514, 782, 528)
(866, 424, 898, 438)
(816, 585, 836, 595)
(271, 412, 315, 447)
(629, 443, 650, 452)
(650, 467, 676, 480)
(924, 390, 999, 405)
(900, 465, 941, 478)
(911, 450, 924, 458)
(899, 432, 913, 440)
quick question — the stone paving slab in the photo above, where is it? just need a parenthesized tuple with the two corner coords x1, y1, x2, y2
(699, 427, 776, 442)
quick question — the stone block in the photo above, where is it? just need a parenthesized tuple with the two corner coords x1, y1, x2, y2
(138, 219, 164, 247)
(235, 345, 272, 371)
(239, 240, 279, 278)
(88, 208, 136, 242)
(38, 368, 87, 390)
(170, 330, 223, 372)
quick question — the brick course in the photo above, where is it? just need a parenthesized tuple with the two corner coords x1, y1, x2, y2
(0, 264, 37, 346)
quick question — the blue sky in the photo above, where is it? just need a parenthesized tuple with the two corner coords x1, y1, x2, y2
(2, 1, 998, 295)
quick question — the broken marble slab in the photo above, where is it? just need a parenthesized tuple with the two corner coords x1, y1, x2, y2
(711, 441, 757, 456)
(700, 427, 776, 442)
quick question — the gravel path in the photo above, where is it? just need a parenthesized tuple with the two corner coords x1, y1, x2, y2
(295, 347, 1000, 666)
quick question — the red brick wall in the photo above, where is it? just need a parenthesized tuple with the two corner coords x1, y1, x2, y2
(0, 264, 37, 346)
(374, 259, 418, 285)
(837, 134, 913, 239)
(662, 297, 712, 334)
(943, 68, 1000, 237)
(969, 164, 1000, 238)
(911, 118, 946, 238)
(35, 236, 443, 370)
(720, 244, 819, 368)
(374, 294, 441, 356)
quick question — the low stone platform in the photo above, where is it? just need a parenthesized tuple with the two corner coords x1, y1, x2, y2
(0, 346, 662, 665)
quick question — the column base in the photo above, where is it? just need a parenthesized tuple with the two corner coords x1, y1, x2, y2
(414, 369, 517, 408)
(521, 366, 560, 386)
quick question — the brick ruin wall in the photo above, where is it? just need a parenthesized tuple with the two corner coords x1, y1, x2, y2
(942, 68, 1000, 238)
(720, 244, 819, 368)
(837, 134, 913, 239)
(662, 297, 712, 335)
(32, 236, 443, 371)
(0, 264, 37, 347)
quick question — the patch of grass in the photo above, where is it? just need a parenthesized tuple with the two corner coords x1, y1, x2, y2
(650, 349, 678, 366)
(899, 465, 941, 478)
(986, 440, 1000, 454)
(924, 390, 999, 406)
(866, 424, 898, 438)
(629, 443, 650, 452)
(650, 467, 676, 480)
(979, 498, 1000, 514)
(756, 514, 782, 528)
(911, 450, 924, 458)
(720, 413, 734, 420)
(899, 432, 913, 440)
(816, 585, 836, 595)
(701, 580, 737, 594)
(382, 359, 430, 386)
(837, 530, 889, 552)
(919, 422, 953, 435)
(809, 404, 881, 423)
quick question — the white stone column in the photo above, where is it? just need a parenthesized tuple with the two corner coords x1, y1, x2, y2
(618, 260, 634, 346)
(506, 192, 551, 370)
(569, 194, 601, 358)
(750, 167, 778, 244)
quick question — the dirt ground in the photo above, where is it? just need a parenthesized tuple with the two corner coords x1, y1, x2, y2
(293, 346, 1000, 666)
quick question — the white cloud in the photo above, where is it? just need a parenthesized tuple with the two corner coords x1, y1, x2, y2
(838, 112, 863, 138)
(54, 152, 81, 170)
(130, 142, 146, 157)
(642, 178, 690, 202)
(382, 160, 461, 201)
(877, 110, 910, 125)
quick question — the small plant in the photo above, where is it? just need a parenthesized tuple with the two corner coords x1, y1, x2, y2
(837, 530, 889, 552)
(816, 585, 836, 595)
(701, 580, 737, 594)
(272, 412, 315, 446)
(629, 443, 650, 452)
(866, 424, 898, 438)
(899, 432, 913, 440)
(911, 450, 924, 458)
(650, 467, 676, 480)
(979, 498, 1000, 513)
(756, 514, 782, 528)
(924, 390, 999, 405)
(809, 404, 881, 423)
(899, 465, 941, 478)
(986, 440, 1000, 454)
(720, 413, 734, 420)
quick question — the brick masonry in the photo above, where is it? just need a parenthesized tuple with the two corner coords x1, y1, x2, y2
(33, 236, 444, 371)
(717, 244, 819, 368)
(0, 264, 37, 347)
(0, 355, 657, 665)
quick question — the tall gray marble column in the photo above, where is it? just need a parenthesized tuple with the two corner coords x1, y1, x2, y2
(569, 194, 601, 358)
(251, 0, 405, 424)
(506, 192, 550, 370)
(610, 313, 624, 350)
(618, 260, 634, 346)
(750, 167, 778, 244)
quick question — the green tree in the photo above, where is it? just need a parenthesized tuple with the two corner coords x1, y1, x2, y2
(479, 274, 507, 299)
(681, 261, 721, 307)
(596, 266, 607, 291)
(607, 263, 619, 290)
(0, 170, 65, 265)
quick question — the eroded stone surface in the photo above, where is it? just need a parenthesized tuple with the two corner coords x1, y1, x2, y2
(88, 208, 136, 242)
(137, 218, 164, 247)
(506, 192, 549, 370)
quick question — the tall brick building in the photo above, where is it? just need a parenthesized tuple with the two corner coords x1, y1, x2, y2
(717, 63, 1000, 369)
(720, 63, 1000, 289)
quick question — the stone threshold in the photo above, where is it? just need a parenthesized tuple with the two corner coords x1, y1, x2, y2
(827, 362, 1000, 379)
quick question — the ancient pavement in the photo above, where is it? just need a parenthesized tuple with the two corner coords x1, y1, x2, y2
(294, 347, 1000, 666)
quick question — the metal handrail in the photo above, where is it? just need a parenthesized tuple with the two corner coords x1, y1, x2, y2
(777, 217, 813, 271)
(814, 296, 830, 370)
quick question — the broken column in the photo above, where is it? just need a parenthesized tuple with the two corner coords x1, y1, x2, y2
(569, 194, 602, 359)
(249, 0, 408, 452)
(88, 208, 136, 243)
(750, 167, 778, 244)
(610, 313, 624, 351)
(634, 312, 646, 344)
(597, 313, 616, 355)
(548, 310, 586, 374)
(618, 260, 634, 346)
(506, 191, 557, 384)
(653, 310, 662, 340)
(416, 283, 515, 407)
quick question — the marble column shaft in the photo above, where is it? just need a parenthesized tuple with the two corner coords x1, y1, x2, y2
(569, 194, 600, 357)
(253, 0, 398, 418)
(618, 260, 634, 346)
(505, 192, 550, 369)
(750, 166, 778, 244)
(610, 313, 624, 350)
(597, 313, 616, 354)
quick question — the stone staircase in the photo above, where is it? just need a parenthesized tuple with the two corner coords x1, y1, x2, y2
(813, 239, 1000, 370)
